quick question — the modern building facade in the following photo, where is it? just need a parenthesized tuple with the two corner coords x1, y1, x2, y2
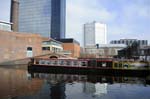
(110, 39, 148, 46)
(51, 0, 66, 39)
(11, 0, 66, 39)
(42, 39, 63, 53)
(84, 21, 107, 47)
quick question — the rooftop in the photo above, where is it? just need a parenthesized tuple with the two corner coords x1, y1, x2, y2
(55, 38, 80, 45)
(0, 21, 13, 25)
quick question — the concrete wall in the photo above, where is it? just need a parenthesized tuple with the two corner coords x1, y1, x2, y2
(0, 30, 42, 63)
(83, 46, 125, 58)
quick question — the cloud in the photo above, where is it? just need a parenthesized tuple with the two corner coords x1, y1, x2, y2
(66, 0, 150, 45)
(104, 0, 150, 42)
(67, 0, 118, 23)
(0, 0, 149, 44)
(66, 0, 117, 46)
(123, 2, 150, 20)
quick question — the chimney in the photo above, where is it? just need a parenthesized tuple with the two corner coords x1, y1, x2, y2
(10, 0, 19, 31)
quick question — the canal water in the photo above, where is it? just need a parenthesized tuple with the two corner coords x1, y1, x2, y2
(0, 65, 150, 99)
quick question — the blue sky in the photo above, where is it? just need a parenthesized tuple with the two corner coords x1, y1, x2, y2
(0, 0, 11, 22)
(0, 0, 150, 45)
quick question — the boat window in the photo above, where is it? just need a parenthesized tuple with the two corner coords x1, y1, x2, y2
(66, 61, 71, 65)
(102, 63, 106, 67)
(114, 63, 118, 68)
(74, 61, 78, 65)
(81, 61, 87, 66)
(47, 61, 50, 65)
(39, 60, 45, 64)
(60, 60, 64, 65)
(119, 63, 122, 68)
(53, 61, 57, 65)
(123, 63, 128, 68)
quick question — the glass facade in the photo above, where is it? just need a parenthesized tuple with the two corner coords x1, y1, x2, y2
(18, 0, 65, 38)
(51, 0, 66, 39)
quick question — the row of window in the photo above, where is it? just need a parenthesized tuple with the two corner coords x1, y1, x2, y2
(111, 40, 147, 45)
(42, 47, 62, 52)
(42, 41, 62, 47)
(39, 60, 87, 66)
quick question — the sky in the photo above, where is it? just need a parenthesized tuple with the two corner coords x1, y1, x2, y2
(0, 0, 150, 46)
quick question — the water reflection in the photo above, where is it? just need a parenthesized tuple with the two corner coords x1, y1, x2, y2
(83, 82, 107, 97)
(0, 67, 43, 99)
(0, 66, 150, 99)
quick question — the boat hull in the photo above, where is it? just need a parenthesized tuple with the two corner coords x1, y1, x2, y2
(28, 64, 150, 77)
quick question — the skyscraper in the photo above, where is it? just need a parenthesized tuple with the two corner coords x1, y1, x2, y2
(11, 0, 66, 39)
(51, 0, 66, 39)
(83, 21, 107, 47)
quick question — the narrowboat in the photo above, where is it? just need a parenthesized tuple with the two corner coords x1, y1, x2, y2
(28, 58, 150, 76)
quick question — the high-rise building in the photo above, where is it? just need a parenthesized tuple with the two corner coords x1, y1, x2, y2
(11, 0, 66, 39)
(83, 21, 107, 47)
(51, 0, 66, 39)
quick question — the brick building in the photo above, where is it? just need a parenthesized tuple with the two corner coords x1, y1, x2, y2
(56, 38, 81, 58)
(0, 30, 42, 63)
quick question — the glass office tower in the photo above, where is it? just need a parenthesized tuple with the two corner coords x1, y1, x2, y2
(51, 0, 66, 39)
(18, 0, 66, 39)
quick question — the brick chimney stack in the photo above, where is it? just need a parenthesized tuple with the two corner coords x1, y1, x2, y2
(10, 0, 19, 31)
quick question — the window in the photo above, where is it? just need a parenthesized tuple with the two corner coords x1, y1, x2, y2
(27, 47, 33, 57)
(27, 47, 32, 51)
(42, 47, 50, 50)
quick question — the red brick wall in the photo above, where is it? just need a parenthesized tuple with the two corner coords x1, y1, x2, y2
(0, 30, 42, 63)
(62, 43, 80, 58)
